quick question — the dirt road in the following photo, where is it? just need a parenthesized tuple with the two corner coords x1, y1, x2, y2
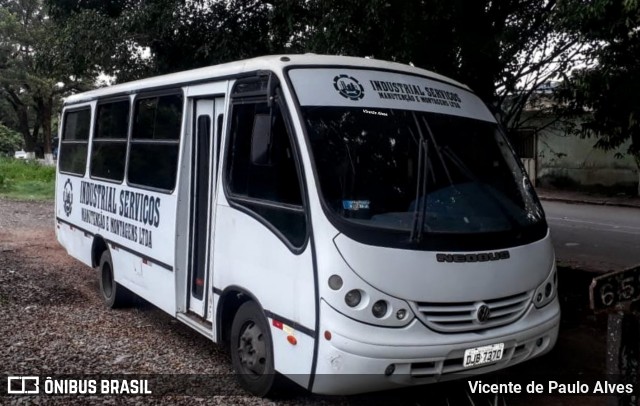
(0, 198, 620, 405)
(0, 199, 262, 405)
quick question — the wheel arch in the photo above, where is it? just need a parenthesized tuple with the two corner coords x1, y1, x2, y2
(91, 235, 109, 268)
(216, 285, 266, 346)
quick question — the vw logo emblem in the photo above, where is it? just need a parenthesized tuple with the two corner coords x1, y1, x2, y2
(476, 303, 491, 323)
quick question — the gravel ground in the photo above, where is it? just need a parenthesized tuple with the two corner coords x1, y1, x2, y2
(0, 198, 616, 406)
(0, 198, 326, 405)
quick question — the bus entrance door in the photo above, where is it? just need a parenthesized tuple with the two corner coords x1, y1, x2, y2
(188, 97, 225, 321)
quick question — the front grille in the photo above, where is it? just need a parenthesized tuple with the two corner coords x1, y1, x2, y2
(412, 291, 532, 333)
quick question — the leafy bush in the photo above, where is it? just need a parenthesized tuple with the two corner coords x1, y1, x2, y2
(0, 124, 23, 155)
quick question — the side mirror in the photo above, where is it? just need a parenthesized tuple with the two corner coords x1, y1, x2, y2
(250, 113, 272, 165)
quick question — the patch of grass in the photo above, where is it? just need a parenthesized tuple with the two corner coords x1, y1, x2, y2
(0, 157, 55, 200)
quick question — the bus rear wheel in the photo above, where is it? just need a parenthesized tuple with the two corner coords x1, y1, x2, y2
(230, 301, 277, 397)
(98, 250, 131, 308)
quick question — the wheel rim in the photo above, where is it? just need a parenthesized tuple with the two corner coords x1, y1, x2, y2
(102, 262, 113, 298)
(237, 320, 267, 376)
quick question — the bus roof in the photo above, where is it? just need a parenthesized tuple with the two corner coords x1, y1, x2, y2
(64, 54, 470, 105)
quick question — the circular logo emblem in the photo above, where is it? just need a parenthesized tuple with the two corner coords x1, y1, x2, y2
(475, 303, 491, 323)
(333, 74, 365, 101)
(62, 179, 73, 217)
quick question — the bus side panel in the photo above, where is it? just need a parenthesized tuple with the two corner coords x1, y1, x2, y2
(97, 188, 178, 317)
(55, 219, 94, 267)
(55, 170, 179, 316)
(111, 248, 176, 315)
(213, 203, 316, 388)
(55, 174, 94, 268)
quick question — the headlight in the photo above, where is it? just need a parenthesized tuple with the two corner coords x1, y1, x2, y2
(345, 289, 363, 307)
(534, 265, 557, 308)
(328, 274, 343, 290)
(325, 272, 413, 327)
(372, 300, 388, 318)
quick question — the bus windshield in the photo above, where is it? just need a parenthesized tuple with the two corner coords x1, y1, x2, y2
(301, 106, 545, 243)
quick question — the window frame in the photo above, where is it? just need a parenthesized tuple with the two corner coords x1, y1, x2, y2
(89, 96, 132, 184)
(223, 83, 310, 253)
(126, 89, 185, 194)
(58, 105, 92, 177)
(284, 66, 548, 252)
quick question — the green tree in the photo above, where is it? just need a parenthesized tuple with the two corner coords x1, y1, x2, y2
(46, 0, 585, 135)
(45, 1, 591, 155)
(47, 0, 279, 81)
(0, 0, 92, 159)
(293, 0, 586, 131)
(556, 0, 640, 195)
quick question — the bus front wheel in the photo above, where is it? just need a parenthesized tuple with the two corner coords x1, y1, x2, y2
(230, 301, 277, 397)
(98, 250, 131, 308)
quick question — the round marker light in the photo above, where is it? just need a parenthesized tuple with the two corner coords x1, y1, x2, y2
(345, 289, 362, 307)
(545, 282, 553, 298)
(372, 300, 388, 318)
(328, 275, 343, 290)
(536, 293, 543, 303)
(396, 309, 407, 320)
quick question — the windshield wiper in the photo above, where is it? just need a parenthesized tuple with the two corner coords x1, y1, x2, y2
(411, 114, 460, 242)
(410, 114, 432, 242)
(410, 138, 429, 242)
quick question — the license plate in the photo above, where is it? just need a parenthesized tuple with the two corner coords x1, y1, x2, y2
(463, 343, 504, 367)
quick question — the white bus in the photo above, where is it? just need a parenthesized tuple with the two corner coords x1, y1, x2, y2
(55, 55, 559, 396)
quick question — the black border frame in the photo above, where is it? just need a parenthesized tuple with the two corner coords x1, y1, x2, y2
(126, 89, 185, 195)
(222, 74, 312, 255)
(58, 106, 92, 177)
(89, 97, 131, 184)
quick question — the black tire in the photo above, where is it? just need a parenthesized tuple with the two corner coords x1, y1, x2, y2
(230, 301, 278, 397)
(98, 250, 131, 308)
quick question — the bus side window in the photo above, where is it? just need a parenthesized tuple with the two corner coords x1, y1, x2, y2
(59, 108, 91, 175)
(128, 93, 183, 192)
(90, 100, 129, 182)
(226, 102, 307, 248)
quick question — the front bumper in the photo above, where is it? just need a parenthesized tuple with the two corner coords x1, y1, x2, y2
(311, 298, 560, 395)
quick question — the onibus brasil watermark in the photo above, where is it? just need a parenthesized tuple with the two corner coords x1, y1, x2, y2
(7, 376, 151, 395)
